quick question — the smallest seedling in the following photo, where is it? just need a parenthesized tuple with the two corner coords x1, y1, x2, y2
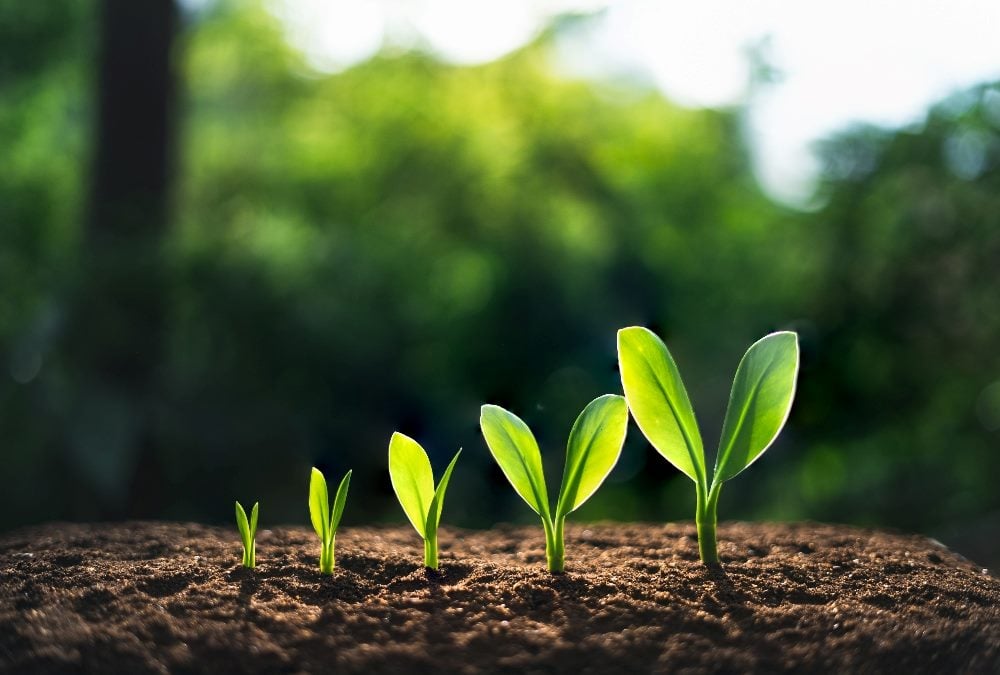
(309, 467, 352, 574)
(234, 501, 259, 569)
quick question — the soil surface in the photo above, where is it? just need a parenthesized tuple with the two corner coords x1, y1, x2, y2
(0, 521, 997, 674)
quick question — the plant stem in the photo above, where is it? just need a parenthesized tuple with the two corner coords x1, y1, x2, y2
(543, 516, 565, 572)
(695, 481, 721, 565)
(319, 537, 335, 574)
(424, 537, 439, 570)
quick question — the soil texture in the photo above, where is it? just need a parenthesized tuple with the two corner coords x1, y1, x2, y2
(0, 521, 997, 674)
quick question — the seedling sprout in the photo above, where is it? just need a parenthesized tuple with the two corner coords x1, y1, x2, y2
(480, 394, 628, 572)
(234, 501, 258, 569)
(308, 467, 352, 574)
(388, 432, 461, 569)
(617, 327, 799, 564)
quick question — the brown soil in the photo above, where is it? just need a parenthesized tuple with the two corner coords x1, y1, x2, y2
(0, 522, 997, 674)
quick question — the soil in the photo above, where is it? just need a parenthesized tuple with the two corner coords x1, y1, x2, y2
(0, 522, 997, 674)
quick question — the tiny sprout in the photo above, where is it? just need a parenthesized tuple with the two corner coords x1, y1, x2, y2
(388, 432, 461, 569)
(234, 501, 259, 569)
(617, 327, 799, 564)
(308, 467, 352, 574)
(480, 394, 628, 572)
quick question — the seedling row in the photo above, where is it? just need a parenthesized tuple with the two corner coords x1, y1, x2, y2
(236, 326, 800, 572)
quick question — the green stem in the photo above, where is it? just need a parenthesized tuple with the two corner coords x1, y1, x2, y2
(424, 536, 439, 570)
(319, 537, 335, 574)
(696, 481, 722, 565)
(543, 516, 565, 572)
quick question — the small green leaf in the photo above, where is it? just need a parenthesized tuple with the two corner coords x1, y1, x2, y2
(617, 326, 706, 485)
(309, 467, 330, 541)
(235, 501, 250, 547)
(425, 449, 462, 535)
(556, 394, 628, 518)
(480, 404, 551, 521)
(330, 469, 352, 533)
(713, 331, 799, 485)
(249, 502, 259, 538)
(388, 432, 435, 537)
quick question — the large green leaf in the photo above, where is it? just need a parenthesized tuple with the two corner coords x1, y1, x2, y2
(388, 432, 435, 537)
(480, 404, 550, 520)
(425, 449, 462, 535)
(617, 326, 705, 484)
(330, 470, 352, 533)
(308, 467, 330, 540)
(556, 394, 628, 518)
(713, 331, 799, 484)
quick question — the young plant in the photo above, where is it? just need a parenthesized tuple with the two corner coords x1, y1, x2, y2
(617, 327, 799, 565)
(234, 501, 259, 569)
(388, 432, 462, 569)
(480, 394, 628, 572)
(308, 467, 352, 574)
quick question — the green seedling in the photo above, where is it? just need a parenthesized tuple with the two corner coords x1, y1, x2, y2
(308, 467, 352, 574)
(480, 394, 628, 572)
(234, 500, 259, 569)
(388, 432, 462, 569)
(617, 327, 799, 564)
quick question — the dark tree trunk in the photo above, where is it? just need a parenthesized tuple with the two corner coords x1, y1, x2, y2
(63, 0, 178, 518)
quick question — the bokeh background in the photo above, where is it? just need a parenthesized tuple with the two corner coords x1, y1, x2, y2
(2, 0, 999, 568)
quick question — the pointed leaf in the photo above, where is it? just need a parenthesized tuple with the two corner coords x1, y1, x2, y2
(309, 467, 329, 540)
(713, 331, 799, 484)
(425, 449, 462, 534)
(388, 432, 435, 537)
(249, 502, 259, 538)
(480, 405, 550, 520)
(330, 469, 352, 533)
(556, 394, 628, 518)
(235, 501, 250, 547)
(617, 326, 706, 485)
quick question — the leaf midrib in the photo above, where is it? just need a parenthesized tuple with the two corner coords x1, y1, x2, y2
(635, 352, 705, 488)
(713, 353, 780, 484)
(557, 417, 601, 517)
(492, 416, 550, 521)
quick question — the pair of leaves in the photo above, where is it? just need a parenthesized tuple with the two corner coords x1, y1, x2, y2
(235, 500, 259, 555)
(617, 327, 799, 490)
(309, 467, 352, 544)
(480, 394, 628, 523)
(388, 433, 461, 539)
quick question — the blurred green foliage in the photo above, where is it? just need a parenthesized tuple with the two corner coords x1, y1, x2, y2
(0, 1, 997, 565)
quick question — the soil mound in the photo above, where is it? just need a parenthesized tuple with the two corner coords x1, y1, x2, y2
(1, 522, 997, 673)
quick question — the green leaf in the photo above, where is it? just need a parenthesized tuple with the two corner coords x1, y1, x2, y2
(330, 469, 352, 533)
(388, 432, 435, 537)
(235, 501, 250, 547)
(617, 326, 706, 485)
(425, 449, 462, 535)
(309, 467, 330, 541)
(249, 502, 259, 538)
(556, 394, 628, 518)
(480, 404, 551, 521)
(713, 331, 800, 485)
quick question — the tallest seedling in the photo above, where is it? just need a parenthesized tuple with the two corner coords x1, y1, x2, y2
(617, 327, 799, 564)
